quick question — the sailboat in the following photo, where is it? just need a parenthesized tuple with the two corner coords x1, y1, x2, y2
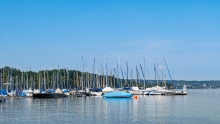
(86, 58, 103, 96)
(102, 53, 132, 98)
(75, 49, 87, 97)
(174, 84, 187, 95)
(33, 68, 67, 98)
(26, 68, 33, 97)
(7, 67, 16, 96)
(102, 53, 114, 93)
(129, 65, 144, 95)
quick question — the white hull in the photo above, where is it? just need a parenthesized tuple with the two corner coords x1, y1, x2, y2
(129, 91, 143, 95)
(150, 92, 162, 95)
(26, 92, 33, 97)
(129, 87, 143, 95)
(64, 92, 70, 96)
(8, 92, 16, 96)
(88, 91, 102, 96)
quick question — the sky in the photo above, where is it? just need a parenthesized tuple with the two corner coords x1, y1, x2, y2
(0, 0, 220, 80)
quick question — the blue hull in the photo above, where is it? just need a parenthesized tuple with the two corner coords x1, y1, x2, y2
(103, 91, 132, 98)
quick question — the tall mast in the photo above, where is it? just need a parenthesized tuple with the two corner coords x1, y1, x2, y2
(130, 69, 133, 87)
(3, 61, 4, 90)
(44, 70, 46, 90)
(30, 67, 32, 89)
(10, 66, 13, 91)
(113, 68, 116, 89)
(146, 66, 152, 87)
(57, 65, 59, 88)
(82, 48, 84, 89)
(161, 61, 164, 87)
(105, 53, 107, 86)
(67, 60, 69, 89)
(47, 68, 49, 89)
(22, 64, 24, 90)
(38, 72, 40, 90)
(92, 56, 96, 88)
(164, 58, 173, 85)
(154, 63, 158, 86)
(117, 52, 120, 88)
(144, 57, 146, 89)
(26, 67, 28, 90)
(126, 61, 128, 87)
(136, 65, 138, 87)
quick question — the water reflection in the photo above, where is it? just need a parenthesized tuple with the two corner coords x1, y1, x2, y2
(1, 90, 220, 123)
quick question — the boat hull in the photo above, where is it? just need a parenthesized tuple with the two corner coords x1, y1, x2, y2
(87, 91, 103, 96)
(33, 93, 67, 98)
(103, 91, 132, 98)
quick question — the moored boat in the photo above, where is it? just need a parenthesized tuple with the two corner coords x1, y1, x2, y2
(103, 91, 132, 98)
(102, 86, 114, 93)
(33, 93, 67, 98)
(129, 87, 143, 95)
(26, 88, 33, 97)
(86, 88, 103, 96)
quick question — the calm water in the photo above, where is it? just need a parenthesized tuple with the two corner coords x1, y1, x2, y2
(1, 89, 220, 124)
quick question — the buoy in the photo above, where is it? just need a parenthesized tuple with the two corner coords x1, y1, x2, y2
(134, 95, 138, 99)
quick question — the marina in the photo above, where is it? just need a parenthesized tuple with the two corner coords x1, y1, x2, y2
(0, 56, 186, 99)
(1, 0, 220, 123)
(1, 89, 219, 123)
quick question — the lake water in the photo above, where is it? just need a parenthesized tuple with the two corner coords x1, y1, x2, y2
(1, 89, 220, 124)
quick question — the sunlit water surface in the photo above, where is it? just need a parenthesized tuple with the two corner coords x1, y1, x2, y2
(1, 89, 220, 124)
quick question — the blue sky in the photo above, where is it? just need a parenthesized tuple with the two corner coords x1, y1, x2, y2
(0, 0, 220, 80)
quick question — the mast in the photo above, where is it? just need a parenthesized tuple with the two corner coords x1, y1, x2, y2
(33, 74, 35, 90)
(120, 67, 124, 87)
(126, 61, 128, 87)
(47, 68, 49, 89)
(136, 65, 138, 87)
(67, 60, 69, 89)
(161, 61, 164, 87)
(105, 53, 107, 87)
(57, 65, 59, 89)
(144, 57, 146, 89)
(130, 69, 132, 87)
(3, 61, 4, 90)
(92, 57, 95, 88)
(10, 66, 13, 91)
(117, 52, 120, 88)
(38, 72, 40, 90)
(156, 58, 161, 85)
(154, 63, 158, 86)
(81, 48, 84, 89)
(30, 67, 32, 89)
(146, 66, 152, 87)
(164, 58, 173, 85)
(44, 70, 46, 90)
(113, 68, 116, 89)
(38, 65, 41, 90)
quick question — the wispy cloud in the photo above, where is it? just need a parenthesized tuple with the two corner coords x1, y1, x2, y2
(119, 38, 172, 49)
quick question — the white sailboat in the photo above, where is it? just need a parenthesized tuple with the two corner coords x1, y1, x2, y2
(129, 86, 143, 95)
(26, 87, 33, 97)
(102, 53, 114, 93)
